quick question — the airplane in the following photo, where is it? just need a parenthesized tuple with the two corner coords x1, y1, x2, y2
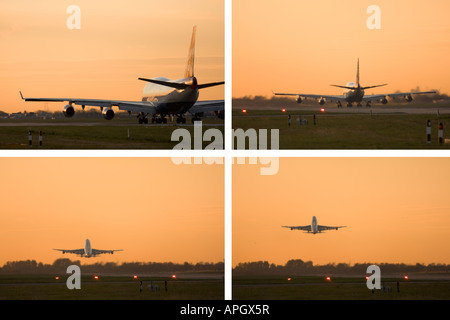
(274, 59, 437, 108)
(20, 26, 224, 124)
(282, 216, 346, 234)
(54, 239, 123, 258)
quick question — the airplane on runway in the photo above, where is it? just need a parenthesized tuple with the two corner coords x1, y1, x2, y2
(282, 216, 346, 234)
(274, 59, 436, 108)
(54, 239, 123, 258)
(20, 26, 224, 124)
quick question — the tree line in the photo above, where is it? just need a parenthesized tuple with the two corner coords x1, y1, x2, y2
(0, 259, 224, 275)
(2, 258, 447, 276)
(233, 259, 450, 276)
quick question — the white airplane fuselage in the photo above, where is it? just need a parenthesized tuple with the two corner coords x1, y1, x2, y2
(311, 216, 318, 234)
(342, 82, 365, 103)
(84, 239, 93, 257)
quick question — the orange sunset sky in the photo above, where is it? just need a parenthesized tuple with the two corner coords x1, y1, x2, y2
(0, 0, 224, 113)
(233, 158, 450, 267)
(233, 0, 450, 98)
(0, 158, 224, 266)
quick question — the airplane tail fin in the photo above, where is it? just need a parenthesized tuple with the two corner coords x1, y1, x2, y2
(356, 59, 388, 90)
(329, 59, 363, 90)
(356, 58, 360, 87)
(184, 26, 196, 78)
(138, 26, 224, 91)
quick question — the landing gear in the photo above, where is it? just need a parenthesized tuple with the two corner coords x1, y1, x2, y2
(347, 103, 353, 108)
(336, 101, 342, 108)
(366, 101, 372, 108)
(176, 116, 186, 124)
(137, 112, 148, 124)
(139, 112, 166, 124)
(136, 112, 188, 124)
(152, 116, 167, 124)
(191, 112, 203, 123)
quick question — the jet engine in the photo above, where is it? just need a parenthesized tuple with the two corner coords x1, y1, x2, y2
(380, 98, 388, 104)
(318, 98, 325, 105)
(404, 95, 413, 102)
(63, 104, 75, 118)
(296, 96, 303, 104)
(102, 107, 115, 120)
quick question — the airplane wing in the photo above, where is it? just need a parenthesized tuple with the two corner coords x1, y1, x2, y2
(274, 92, 347, 102)
(188, 100, 224, 114)
(363, 91, 437, 102)
(20, 92, 158, 114)
(117, 101, 157, 114)
(91, 249, 123, 256)
(53, 248, 85, 255)
(317, 225, 346, 232)
(282, 225, 312, 232)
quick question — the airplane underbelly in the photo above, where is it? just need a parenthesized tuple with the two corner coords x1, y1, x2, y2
(345, 90, 364, 102)
(155, 90, 198, 114)
(157, 101, 195, 114)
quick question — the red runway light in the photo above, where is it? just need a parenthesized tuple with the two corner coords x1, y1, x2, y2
(242, 109, 247, 113)
(404, 276, 409, 280)
(94, 275, 99, 280)
(282, 108, 286, 112)
(326, 276, 331, 281)
(133, 275, 138, 279)
(172, 274, 177, 279)
(320, 108, 325, 112)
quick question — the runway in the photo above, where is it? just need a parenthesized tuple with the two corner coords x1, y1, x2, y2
(234, 104, 450, 116)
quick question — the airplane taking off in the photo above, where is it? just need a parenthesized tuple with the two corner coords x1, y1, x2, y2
(282, 216, 346, 234)
(20, 26, 224, 124)
(274, 59, 436, 108)
(54, 239, 123, 258)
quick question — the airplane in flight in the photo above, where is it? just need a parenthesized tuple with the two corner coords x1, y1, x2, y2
(54, 239, 123, 258)
(274, 59, 436, 108)
(20, 26, 224, 124)
(282, 216, 346, 234)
